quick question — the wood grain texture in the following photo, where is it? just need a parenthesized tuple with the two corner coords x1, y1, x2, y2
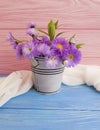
(0, 0, 100, 74)
(1, 109, 100, 130)
(0, 0, 100, 29)
(0, 84, 100, 130)
(2, 84, 100, 110)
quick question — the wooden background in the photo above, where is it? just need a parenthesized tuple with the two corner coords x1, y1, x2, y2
(0, 0, 100, 74)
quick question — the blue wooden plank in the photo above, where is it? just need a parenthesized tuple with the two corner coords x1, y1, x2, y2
(0, 75, 100, 130)
(1, 84, 100, 110)
(0, 109, 100, 130)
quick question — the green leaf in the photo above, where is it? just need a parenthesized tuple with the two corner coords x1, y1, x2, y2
(69, 34, 76, 43)
(55, 32, 64, 37)
(76, 43, 84, 49)
(55, 20, 59, 29)
(37, 28, 48, 35)
(48, 20, 56, 40)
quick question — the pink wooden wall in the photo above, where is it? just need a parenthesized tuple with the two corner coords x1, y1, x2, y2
(0, 0, 100, 74)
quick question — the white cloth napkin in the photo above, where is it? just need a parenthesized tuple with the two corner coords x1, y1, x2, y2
(62, 64, 100, 91)
(0, 64, 100, 107)
(0, 71, 33, 107)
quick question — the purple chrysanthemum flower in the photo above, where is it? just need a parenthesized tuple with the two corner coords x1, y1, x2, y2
(35, 36, 51, 57)
(27, 28, 37, 37)
(36, 42, 51, 57)
(46, 57, 59, 68)
(41, 36, 51, 45)
(64, 49, 82, 67)
(23, 41, 37, 58)
(27, 22, 37, 37)
(16, 44, 24, 58)
(51, 37, 69, 58)
(7, 20, 82, 68)
(28, 22, 36, 28)
(7, 32, 18, 49)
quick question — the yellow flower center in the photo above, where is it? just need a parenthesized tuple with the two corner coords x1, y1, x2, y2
(53, 57, 57, 60)
(57, 43, 63, 50)
(29, 48, 32, 52)
(68, 54, 74, 60)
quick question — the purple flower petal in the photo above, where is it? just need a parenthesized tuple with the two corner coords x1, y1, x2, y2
(65, 48, 82, 67)
(27, 22, 37, 37)
(36, 43, 51, 56)
(46, 57, 59, 68)
(41, 36, 51, 45)
(51, 37, 69, 60)
(69, 43, 77, 49)
(16, 44, 24, 58)
(26, 28, 37, 36)
(7, 32, 18, 49)
(28, 22, 36, 28)
(23, 41, 37, 58)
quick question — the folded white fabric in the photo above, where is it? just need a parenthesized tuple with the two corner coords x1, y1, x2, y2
(62, 64, 86, 85)
(0, 70, 33, 107)
(0, 64, 100, 107)
(63, 64, 100, 91)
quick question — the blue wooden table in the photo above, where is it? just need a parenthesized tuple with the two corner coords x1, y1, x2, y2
(0, 75, 100, 130)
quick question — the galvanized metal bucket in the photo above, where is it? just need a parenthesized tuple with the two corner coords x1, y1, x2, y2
(30, 57, 64, 93)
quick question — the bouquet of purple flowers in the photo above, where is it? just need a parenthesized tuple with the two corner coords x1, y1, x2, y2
(8, 20, 83, 68)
